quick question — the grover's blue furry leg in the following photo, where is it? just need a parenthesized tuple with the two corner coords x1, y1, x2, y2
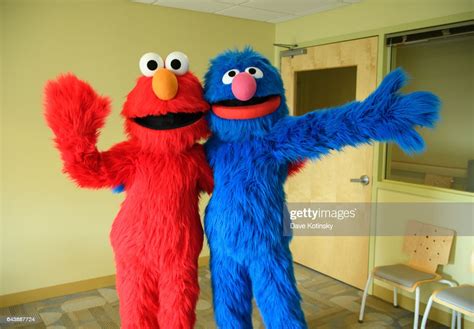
(249, 248, 307, 329)
(210, 252, 253, 329)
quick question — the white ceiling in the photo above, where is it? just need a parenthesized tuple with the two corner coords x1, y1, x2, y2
(132, 0, 361, 23)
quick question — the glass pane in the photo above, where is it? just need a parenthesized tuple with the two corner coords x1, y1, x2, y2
(386, 34, 474, 192)
(295, 66, 357, 115)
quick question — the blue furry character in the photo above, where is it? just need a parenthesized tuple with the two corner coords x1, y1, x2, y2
(203, 48, 439, 329)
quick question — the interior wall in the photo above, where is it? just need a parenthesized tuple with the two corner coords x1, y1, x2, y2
(1, 0, 274, 296)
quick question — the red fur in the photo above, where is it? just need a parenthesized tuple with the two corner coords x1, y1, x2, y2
(288, 160, 307, 177)
(44, 72, 212, 328)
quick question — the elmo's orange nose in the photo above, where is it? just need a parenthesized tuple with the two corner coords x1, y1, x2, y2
(152, 68, 178, 100)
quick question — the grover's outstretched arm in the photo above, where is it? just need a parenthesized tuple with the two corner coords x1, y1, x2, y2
(44, 74, 136, 189)
(270, 69, 440, 163)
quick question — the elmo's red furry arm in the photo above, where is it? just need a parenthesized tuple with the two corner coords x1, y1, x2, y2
(194, 144, 214, 194)
(44, 74, 135, 189)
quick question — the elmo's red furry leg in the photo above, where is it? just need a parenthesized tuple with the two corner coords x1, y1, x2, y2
(115, 262, 161, 329)
(158, 262, 200, 329)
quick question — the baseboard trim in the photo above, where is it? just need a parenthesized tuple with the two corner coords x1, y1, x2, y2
(374, 283, 473, 329)
(0, 255, 211, 308)
(0, 274, 116, 308)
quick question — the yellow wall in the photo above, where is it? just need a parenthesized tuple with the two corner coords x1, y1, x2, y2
(1, 0, 274, 295)
(275, 0, 473, 323)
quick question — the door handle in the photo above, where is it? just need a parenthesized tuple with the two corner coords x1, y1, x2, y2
(350, 175, 370, 185)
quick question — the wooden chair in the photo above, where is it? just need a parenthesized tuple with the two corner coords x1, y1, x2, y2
(421, 251, 474, 329)
(359, 220, 455, 329)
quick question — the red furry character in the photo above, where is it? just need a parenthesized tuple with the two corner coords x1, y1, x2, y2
(44, 51, 212, 328)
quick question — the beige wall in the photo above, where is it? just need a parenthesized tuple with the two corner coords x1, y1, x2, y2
(1, 0, 274, 295)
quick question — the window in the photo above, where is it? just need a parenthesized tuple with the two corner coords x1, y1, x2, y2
(385, 22, 474, 192)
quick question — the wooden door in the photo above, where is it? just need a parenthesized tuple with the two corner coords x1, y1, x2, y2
(282, 37, 378, 289)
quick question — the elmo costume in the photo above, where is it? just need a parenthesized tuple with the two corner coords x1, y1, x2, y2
(44, 51, 212, 328)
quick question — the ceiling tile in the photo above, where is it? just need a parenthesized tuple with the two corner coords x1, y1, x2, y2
(267, 14, 298, 23)
(131, 0, 362, 23)
(154, 0, 233, 13)
(216, 5, 286, 21)
(243, 0, 342, 15)
(295, 1, 348, 16)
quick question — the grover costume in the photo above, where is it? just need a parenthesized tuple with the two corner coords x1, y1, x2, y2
(203, 48, 439, 329)
(44, 52, 213, 328)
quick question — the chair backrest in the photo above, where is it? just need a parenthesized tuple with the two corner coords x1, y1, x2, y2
(403, 220, 455, 274)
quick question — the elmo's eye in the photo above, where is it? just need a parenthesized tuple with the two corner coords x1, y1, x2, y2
(139, 52, 164, 77)
(165, 51, 189, 76)
(222, 69, 240, 84)
(245, 67, 263, 79)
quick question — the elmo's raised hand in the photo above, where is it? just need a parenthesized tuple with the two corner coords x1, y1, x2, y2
(45, 74, 110, 141)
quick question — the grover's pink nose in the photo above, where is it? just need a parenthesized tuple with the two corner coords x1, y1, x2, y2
(231, 72, 257, 101)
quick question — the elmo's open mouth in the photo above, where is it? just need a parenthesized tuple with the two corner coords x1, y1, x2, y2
(212, 95, 281, 120)
(133, 112, 204, 130)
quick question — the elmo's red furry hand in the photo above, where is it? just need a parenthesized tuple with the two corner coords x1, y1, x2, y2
(44, 51, 212, 329)
(45, 74, 110, 141)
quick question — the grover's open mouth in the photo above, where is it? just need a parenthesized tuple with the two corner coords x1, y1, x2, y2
(212, 95, 281, 120)
(133, 112, 204, 130)
(216, 95, 275, 107)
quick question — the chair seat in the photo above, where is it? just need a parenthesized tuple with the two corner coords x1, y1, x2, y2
(374, 264, 436, 288)
(435, 285, 474, 314)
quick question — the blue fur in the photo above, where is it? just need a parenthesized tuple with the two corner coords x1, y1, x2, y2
(203, 48, 440, 329)
(112, 184, 125, 193)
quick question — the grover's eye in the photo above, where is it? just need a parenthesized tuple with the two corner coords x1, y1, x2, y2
(165, 51, 189, 76)
(139, 52, 164, 77)
(222, 69, 240, 84)
(245, 67, 263, 79)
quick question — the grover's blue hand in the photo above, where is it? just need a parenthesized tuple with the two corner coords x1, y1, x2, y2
(362, 68, 440, 153)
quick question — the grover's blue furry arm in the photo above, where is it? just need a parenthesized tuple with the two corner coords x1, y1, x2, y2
(270, 68, 440, 163)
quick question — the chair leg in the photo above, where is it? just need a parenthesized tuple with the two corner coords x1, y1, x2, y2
(457, 312, 462, 329)
(413, 286, 421, 329)
(451, 311, 456, 329)
(393, 287, 399, 308)
(358, 271, 373, 323)
(420, 295, 434, 329)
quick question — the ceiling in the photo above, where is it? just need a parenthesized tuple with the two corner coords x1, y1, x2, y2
(132, 0, 361, 23)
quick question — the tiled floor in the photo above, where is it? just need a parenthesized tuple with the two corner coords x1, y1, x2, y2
(0, 264, 446, 329)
